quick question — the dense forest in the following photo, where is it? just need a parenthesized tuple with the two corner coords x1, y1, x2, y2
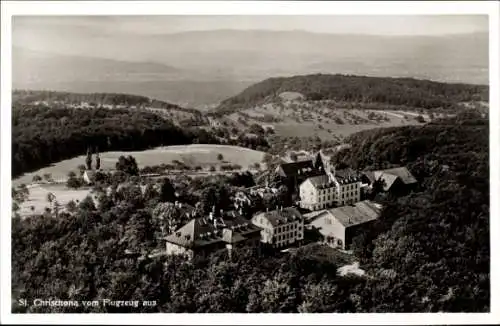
(216, 74, 488, 114)
(11, 111, 489, 312)
(12, 106, 218, 178)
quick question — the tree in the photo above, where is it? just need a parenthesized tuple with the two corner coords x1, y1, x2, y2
(67, 173, 82, 189)
(200, 185, 231, 215)
(415, 115, 426, 123)
(79, 195, 96, 211)
(66, 200, 77, 213)
(77, 164, 87, 176)
(12, 201, 20, 215)
(115, 155, 139, 176)
(32, 175, 42, 183)
(143, 183, 159, 203)
(160, 179, 176, 203)
(85, 148, 92, 170)
(46, 192, 56, 205)
(43, 173, 53, 183)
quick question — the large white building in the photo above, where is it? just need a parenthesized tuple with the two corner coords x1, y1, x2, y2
(299, 166, 362, 211)
(251, 207, 304, 248)
(332, 168, 362, 206)
(299, 175, 336, 211)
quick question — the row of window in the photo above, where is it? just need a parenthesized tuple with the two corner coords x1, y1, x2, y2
(276, 223, 302, 233)
(342, 183, 359, 191)
(318, 187, 335, 195)
(274, 231, 300, 242)
(341, 190, 359, 199)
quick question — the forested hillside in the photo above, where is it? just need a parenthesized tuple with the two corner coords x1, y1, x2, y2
(12, 90, 200, 114)
(11, 111, 489, 312)
(12, 106, 218, 178)
(216, 74, 488, 114)
(330, 110, 490, 311)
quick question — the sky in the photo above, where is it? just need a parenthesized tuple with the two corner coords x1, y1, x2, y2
(13, 15, 488, 38)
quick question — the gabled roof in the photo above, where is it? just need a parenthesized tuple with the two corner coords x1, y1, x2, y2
(373, 171, 399, 191)
(363, 166, 417, 188)
(165, 214, 261, 248)
(361, 171, 376, 184)
(334, 168, 361, 184)
(303, 209, 330, 223)
(253, 207, 303, 227)
(301, 174, 335, 190)
(329, 201, 382, 227)
(380, 167, 417, 185)
(310, 200, 382, 231)
(84, 170, 96, 179)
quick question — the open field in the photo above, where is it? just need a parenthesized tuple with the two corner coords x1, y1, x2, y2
(17, 183, 93, 217)
(226, 101, 424, 140)
(13, 144, 266, 186)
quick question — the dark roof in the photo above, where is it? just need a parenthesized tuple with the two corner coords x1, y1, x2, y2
(374, 171, 400, 191)
(165, 214, 261, 248)
(334, 168, 361, 184)
(254, 207, 303, 227)
(277, 160, 317, 178)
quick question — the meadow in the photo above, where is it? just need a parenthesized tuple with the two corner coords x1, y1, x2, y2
(13, 144, 266, 186)
(18, 183, 93, 217)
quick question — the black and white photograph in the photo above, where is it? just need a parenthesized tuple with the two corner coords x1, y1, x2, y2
(1, 1, 499, 324)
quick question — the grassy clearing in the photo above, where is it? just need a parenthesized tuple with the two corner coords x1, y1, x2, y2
(18, 184, 92, 217)
(289, 243, 356, 265)
(13, 144, 265, 186)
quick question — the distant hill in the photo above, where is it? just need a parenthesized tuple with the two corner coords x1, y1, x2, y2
(13, 47, 182, 83)
(12, 89, 187, 111)
(12, 31, 489, 107)
(216, 74, 489, 114)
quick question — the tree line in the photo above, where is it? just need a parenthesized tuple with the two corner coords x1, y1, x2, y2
(331, 110, 489, 312)
(12, 106, 219, 178)
(216, 73, 488, 115)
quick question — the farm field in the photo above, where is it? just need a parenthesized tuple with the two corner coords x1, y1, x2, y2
(18, 183, 93, 217)
(13, 144, 266, 186)
(226, 102, 424, 140)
